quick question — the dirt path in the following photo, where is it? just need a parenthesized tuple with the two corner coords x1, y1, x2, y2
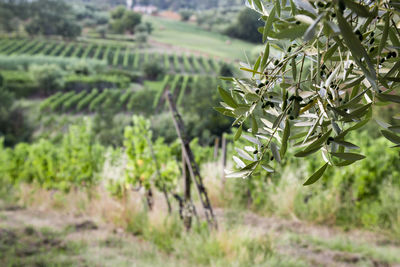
(1, 206, 399, 266)
(0, 206, 183, 267)
(214, 208, 400, 267)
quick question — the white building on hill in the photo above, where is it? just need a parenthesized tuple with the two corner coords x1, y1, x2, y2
(133, 5, 158, 15)
(126, 0, 133, 9)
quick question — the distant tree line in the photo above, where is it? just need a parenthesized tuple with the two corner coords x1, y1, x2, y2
(126, 0, 242, 10)
(0, 0, 81, 38)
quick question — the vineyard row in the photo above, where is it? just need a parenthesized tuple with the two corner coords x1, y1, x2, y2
(0, 39, 222, 75)
(39, 75, 228, 113)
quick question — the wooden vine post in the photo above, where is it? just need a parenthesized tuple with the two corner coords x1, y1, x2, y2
(213, 137, 220, 160)
(182, 149, 194, 230)
(221, 134, 227, 185)
(166, 91, 217, 229)
(144, 134, 172, 214)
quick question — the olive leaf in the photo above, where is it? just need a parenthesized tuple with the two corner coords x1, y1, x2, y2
(303, 163, 329, 186)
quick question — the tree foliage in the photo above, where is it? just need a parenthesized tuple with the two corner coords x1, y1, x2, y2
(29, 64, 65, 96)
(225, 8, 264, 43)
(122, 116, 179, 194)
(0, 122, 103, 191)
(0, 0, 30, 32)
(25, 0, 81, 38)
(143, 60, 165, 80)
(110, 6, 142, 34)
(217, 0, 400, 185)
(0, 76, 32, 146)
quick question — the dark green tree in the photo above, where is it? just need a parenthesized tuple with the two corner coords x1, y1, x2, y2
(26, 0, 81, 38)
(225, 8, 264, 43)
(123, 11, 142, 34)
(0, 74, 31, 146)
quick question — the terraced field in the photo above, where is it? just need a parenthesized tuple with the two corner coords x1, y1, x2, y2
(36, 74, 229, 114)
(0, 38, 222, 75)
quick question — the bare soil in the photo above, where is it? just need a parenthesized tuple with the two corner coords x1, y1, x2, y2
(1, 205, 399, 266)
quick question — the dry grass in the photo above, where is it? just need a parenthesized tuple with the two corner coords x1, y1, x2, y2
(202, 161, 235, 208)
(16, 184, 171, 230)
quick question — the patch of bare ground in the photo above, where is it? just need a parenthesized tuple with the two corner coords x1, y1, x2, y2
(0, 207, 157, 266)
(1, 202, 400, 266)
(213, 208, 400, 266)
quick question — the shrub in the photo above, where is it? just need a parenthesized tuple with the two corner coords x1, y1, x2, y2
(0, 85, 32, 146)
(179, 9, 193, 21)
(143, 60, 165, 80)
(218, 62, 233, 77)
(0, 122, 104, 191)
(145, 22, 153, 34)
(29, 64, 65, 95)
(135, 23, 147, 33)
(1, 70, 38, 98)
(67, 61, 95, 76)
(136, 33, 148, 47)
(127, 87, 158, 115)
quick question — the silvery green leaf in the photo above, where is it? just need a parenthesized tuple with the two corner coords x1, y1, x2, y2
(303, 163, 329, 186)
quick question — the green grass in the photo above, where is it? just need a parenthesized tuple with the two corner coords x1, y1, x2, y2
(288, 234, 400, 265)
(0, 226, 86, 267)
(144, 15, 254, 60)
